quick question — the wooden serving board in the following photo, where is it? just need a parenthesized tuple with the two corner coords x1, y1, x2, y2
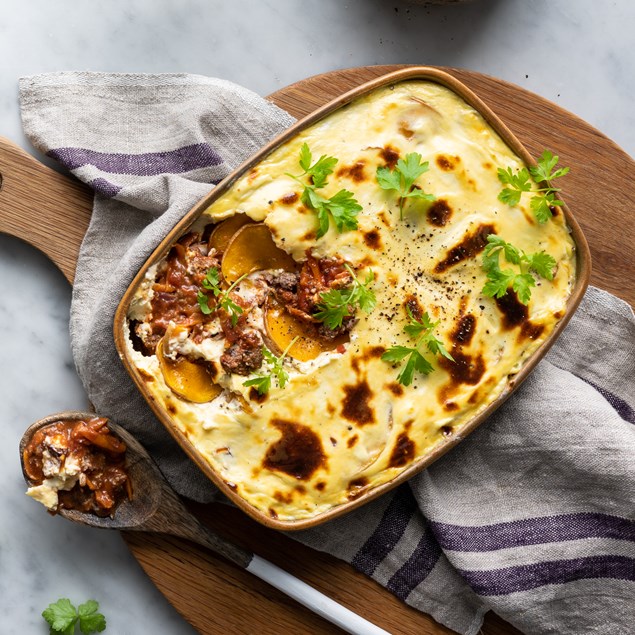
(1, 65, 633, 635)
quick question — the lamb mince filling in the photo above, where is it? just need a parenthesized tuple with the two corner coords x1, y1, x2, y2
(124, 80, 576, 522)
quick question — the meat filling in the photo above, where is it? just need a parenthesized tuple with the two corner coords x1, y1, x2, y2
(221, 330, 264, 376)
(135, 223, 359, 391)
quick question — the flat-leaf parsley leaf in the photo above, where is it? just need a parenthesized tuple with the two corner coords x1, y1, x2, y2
(313, 265, 376, 330)
(497, 150, 569, 223)
(197, 267, 247, 326)
(481, 234, 556, 305)
(243, 336, 299, 395)
(42, 598, 106, 635)
(376, 152, 436, 220)
(288, 143, 362, 238)
(382, 307, 454, 386)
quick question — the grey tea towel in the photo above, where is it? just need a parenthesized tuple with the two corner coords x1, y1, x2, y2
(19, 72, 635, 635)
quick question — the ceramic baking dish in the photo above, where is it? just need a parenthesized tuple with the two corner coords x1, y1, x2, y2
(114, 67, 590, 530)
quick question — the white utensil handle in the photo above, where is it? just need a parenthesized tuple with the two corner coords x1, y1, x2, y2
(247, 555, 391, 635)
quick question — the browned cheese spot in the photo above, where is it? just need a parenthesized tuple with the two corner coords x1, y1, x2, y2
(248, 168, 258, 181)
(450, 314, 477, 347)
(378, 210, 392, 228)
(138, 369, 155, 382)
(363, 229, 382, 250)
(225, 481, 237, 491)
(434, 224, 495, 273)
(280, 192, 299, 205)
(436, 154, 459, 171)
(439, 352, 486, 386)
(166, 401, 177, 415)
(341, 380, 375, 426)
(263, 419, 327, 480)
(337, 161, 366, 183)
(387, 272, 398, 285)
(302, 229, 317, 241)
(441, 426, 454, 437)
(495, 291, 546, 341)
(347, 435, 359, 449)
(379, 145, 400, 169)
(427, 199, 453, 227)
(444, 401, 459, 412)
(554, 310, 564, 319)
(398, 121, 415, 139)
(483, 162, 493, 170)
(329, 436, 338, 446)
(365, 345, 387, 359)
(405, 295, 423, 321)
(268, 507, 278, 519)
(347, 477, 369, 500)
(274, 490, 294, 504)
(389, 433, 416, 468)
(326, 403, 336, 416)
(358, 255, 376, 269)
(388, 382, 404, 397)
(520, 321, 545, 341)
(249, 387, 268, 403)
(315, 481, 326, 491)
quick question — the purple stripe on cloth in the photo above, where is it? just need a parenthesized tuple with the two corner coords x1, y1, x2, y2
(90, 177, 122, 198)
(351, 486, 417, 576)
(430, 513, 635, 552)
(386, 526, 442, 600)
(579, 376, 635, 424)
(48, 142, 223, 176)
(459, 555, 635, 596)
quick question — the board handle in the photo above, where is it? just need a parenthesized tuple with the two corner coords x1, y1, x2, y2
(0, 136, 93, 284)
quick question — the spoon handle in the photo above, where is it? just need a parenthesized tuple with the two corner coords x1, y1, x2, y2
(247, 555, 391, 635)
(154, 502, 390, 634)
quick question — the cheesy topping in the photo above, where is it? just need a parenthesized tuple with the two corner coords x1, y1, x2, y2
(124, 80, 576, 523)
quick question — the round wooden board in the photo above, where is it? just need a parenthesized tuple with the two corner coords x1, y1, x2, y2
(0, 65, 633, 635)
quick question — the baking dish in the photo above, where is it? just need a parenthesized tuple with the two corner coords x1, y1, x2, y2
(114, 67, 590, 530)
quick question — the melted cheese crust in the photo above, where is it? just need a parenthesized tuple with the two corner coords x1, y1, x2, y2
(126, 81, 576, 522)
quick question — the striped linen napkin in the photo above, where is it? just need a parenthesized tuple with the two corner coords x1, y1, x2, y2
(19, 72, 635, 635)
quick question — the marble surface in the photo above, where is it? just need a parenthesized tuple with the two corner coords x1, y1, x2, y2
(0, 1, 632, 634)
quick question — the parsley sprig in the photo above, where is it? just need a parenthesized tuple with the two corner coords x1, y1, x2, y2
(482, 235, 556, 305)
(197, 267, 247, 326)
(243, 336, 299, 395)
(42, 598, 106, 635)
(381, 307, 454, 386)
(288, 143, 362, 239)
(498, 150, 569, 223)
(313, 265, 377, 330)
(376, 152, 436, 220)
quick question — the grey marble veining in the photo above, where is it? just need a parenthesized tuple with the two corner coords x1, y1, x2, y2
(0, 1, 633, 633)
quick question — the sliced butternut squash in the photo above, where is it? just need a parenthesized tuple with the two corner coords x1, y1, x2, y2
(208, 214, 253, 253)
(221, 223, 296, 284)
(157, 338, 221, 403)
(264, 298, 346, 362)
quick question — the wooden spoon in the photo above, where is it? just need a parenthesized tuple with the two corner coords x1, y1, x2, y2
(20, 411, 389, 635)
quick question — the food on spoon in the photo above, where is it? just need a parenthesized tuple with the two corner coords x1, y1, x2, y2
(121, 78, 578, 525)
(23, 417, 130, 517)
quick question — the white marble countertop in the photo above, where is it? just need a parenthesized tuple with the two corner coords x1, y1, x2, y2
(1, 1, 632, 634)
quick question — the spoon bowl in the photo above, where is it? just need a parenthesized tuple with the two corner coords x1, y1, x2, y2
(20, 411, 163, 530)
